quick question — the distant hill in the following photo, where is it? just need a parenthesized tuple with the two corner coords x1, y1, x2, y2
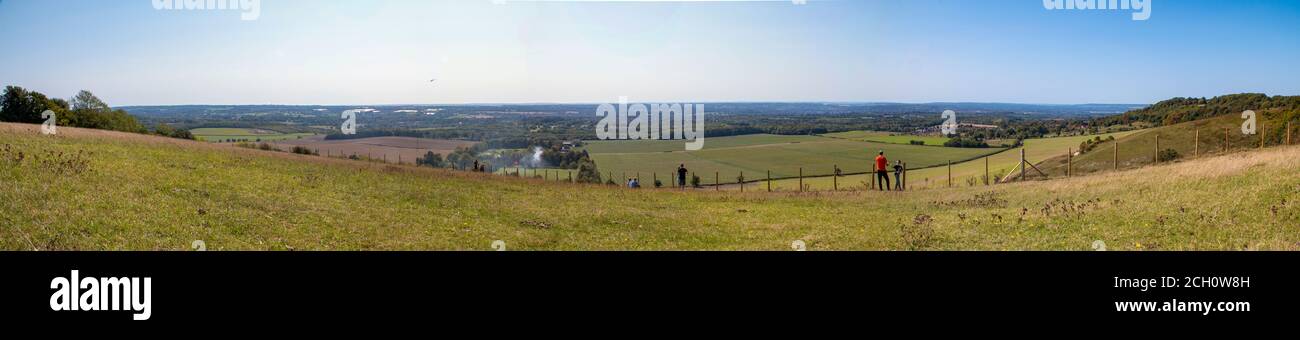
(119, 102, 1145, 119)
(1092, 93, 1300, 127)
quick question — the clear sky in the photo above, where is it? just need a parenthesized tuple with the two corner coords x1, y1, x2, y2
(0, 0, 1297, 106)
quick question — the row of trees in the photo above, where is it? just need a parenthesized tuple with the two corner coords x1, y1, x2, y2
(1092, 93, 1300, 128)
(412, 142, 604, 184)
(0, 86, 191, 139)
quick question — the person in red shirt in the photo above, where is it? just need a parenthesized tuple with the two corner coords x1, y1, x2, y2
(874, 151, 890, 191)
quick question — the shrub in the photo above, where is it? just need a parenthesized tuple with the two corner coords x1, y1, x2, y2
(943, 137, 989, 148)
(909, 140, 925, 145)
(1158, 148, 1180, 162)
(291, 146, 317, 156)
(690, 175, 701, 188)
(416, 151, 445, 168)
(654, 179, 663, 188)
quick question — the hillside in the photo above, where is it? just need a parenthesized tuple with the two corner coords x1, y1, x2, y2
(1041, 100, 1299, 176)
(2, 123, 1299, 250)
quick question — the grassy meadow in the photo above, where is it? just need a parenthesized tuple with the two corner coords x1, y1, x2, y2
(190, 127, 316, 142)
(3, 123, 1299, 250)
(585, 134, 1005, 185)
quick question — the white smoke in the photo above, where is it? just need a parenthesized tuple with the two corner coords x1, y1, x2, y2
(530, 147, 544, 167)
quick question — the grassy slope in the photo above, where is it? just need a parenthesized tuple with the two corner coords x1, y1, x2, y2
(2, 123, 1299, 250)
(1039, 114, 1298, 176)
(587, 134, 1003, 185)
(763, 131, 1138, 191)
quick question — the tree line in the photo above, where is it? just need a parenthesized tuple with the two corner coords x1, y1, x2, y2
(1, 86, 193, 140)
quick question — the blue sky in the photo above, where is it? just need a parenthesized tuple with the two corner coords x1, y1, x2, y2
(0, 0, 1297, 106)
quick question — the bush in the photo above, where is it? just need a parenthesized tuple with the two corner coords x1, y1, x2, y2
(943, 137, 989, 148)
(690, 175, 701, 188)
(416, 151, 445, 168)
(909, 140, 925, 145)
(291, 146, 317, 156)
(257, 143, 275, 151)
(654, 179, 663, 188)
(1158, 148, 1180, 162)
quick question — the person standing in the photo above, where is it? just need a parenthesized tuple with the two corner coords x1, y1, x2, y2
(677, 164, 689, 189)
(875, 151, 890, 191)
(892, 160, 904, 191)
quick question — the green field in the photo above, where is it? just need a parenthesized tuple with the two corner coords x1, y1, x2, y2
(4, 123, 1299, 250)
(821, 130, 951, 146)
(585, 134, 1006, 185)
(190, 128, 315, 142)
(761, 131, 1140, 191)
(582, 134, 827, 153)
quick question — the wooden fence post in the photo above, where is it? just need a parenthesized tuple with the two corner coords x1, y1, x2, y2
(1067, 148, 1072, 177)
(1154, 134, 1160, 163)
(870, 165, 875, 190)
(902, 162, 908, 190)
(715, 172, 719, 191)
(740, 171, 744, 192)
(1224, 128, 1229, 153)
(569, 172, 573, 183)
(1194, 129, 1200, 157)
(1019, 148, 1027, 180)
(1113, 142, 1118, 171)
(653, 173, 657, 188)
(947, 160, 952, 187)
(833, 165, 838, 191)
(1288, 121, 1293, 145)
(799, 168, 804, 192)
(984, 156, 989, 186)
(1260, 121, 1266, 149)
(767, 170, 772, 192)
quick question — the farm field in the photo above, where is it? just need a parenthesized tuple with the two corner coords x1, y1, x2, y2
(758, 131, 1140, 191)
(270, 135, 477, 164)
(3, 122, 1299, 250)
(582, 134, 827, 153)
(585, 134, 1005, 185)
(821, 130, 950, 146)
(190, 128, 315, 142)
